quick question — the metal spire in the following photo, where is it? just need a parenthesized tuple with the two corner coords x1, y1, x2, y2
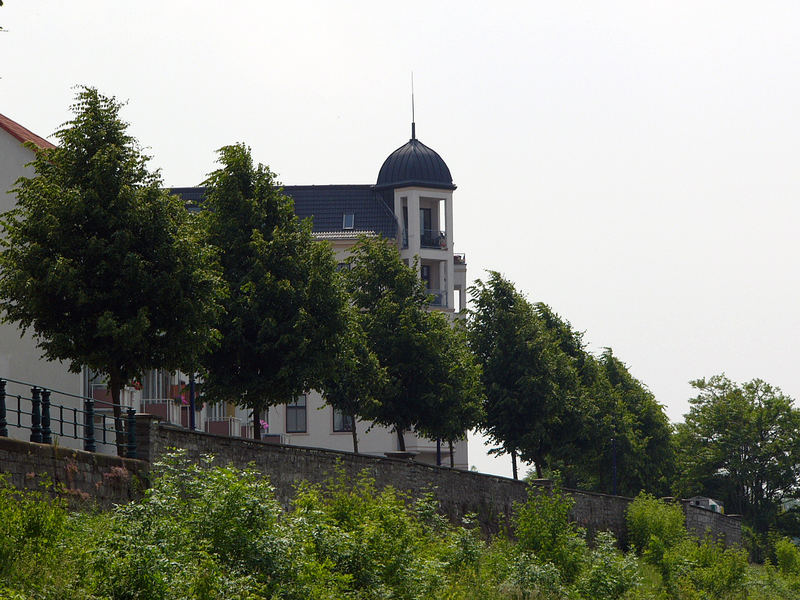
(411, 72, 416, 140)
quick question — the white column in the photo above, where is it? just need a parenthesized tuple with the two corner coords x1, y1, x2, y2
(407, 190, 421, 268)
(393, 191, 404, 247)
(444, 192, 454, 251)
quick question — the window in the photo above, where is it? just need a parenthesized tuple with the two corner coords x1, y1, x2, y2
(286, 395, 307, 433)
(333, 408, 354, 432)
(343, 213, 354, 229)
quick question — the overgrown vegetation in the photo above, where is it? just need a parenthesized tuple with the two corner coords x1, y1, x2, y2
(2, 451, 798, 599)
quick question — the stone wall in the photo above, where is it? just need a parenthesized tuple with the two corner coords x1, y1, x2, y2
(136, 416, 648, 543)
(0, 415, 742, 548)
(0, 436, 147, 508)
(683, 500, 742, 546)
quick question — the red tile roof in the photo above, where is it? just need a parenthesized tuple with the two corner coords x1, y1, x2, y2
(0, 113, 55, 149)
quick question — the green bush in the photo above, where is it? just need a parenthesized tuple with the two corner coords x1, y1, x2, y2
(680, 535, 748, 598)
(626, 492, 687, 556)
(575, 531, 640, 600)
(775, 537, 800, 576)
(513, 482, 587, 584)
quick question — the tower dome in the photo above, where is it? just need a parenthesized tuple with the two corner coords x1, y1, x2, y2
(375, 125, 456, 191)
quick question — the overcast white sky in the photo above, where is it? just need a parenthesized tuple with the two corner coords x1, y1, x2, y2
(3, 1, 800, 477)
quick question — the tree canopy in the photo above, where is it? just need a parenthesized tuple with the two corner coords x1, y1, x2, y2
(674, 375, 800, 531)
(345, 237, 483, 452)
(199, 143, 347, 438)
(320, 301, 386, 453)
(467, 272, 579, 478)
(0, 87, 223, 453)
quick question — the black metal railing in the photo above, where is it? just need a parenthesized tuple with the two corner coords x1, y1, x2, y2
(0, 377, 137, 458)
(420, 229, 447, 249)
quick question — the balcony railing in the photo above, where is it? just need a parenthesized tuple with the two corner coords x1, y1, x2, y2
(427, 289, 447, 307)
(141, 398, 182, 425)
(420, 229, 447, 249)
(205, 416, 242, 437)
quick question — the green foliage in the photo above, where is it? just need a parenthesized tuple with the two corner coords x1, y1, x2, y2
(345, 237, 483, 450)
(680, 535, 748, 599)
(468, 272, 579, 477)
(4, 454, 800, 599)
(674, 375, 800, 533)
(575, 531, 640, 600)
(0, 87, 223, 450)
(513, 482, 586, 584)
(320, 302, 386, 452)
(626, 493, 687, 556)
(199, 143, 347, 435)
(775, 537, 800, 576)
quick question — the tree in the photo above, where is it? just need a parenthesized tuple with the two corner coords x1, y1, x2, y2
(413, 318, 485, 467)
(345, 236, 478, 452)
(320, 302, 386, 453)
(674, 375, 800, 531)
(199, 144, 347, 438)
(0, 87, 223, 454)
(537, 302, 675, 496)
(467, 272, 579, 479)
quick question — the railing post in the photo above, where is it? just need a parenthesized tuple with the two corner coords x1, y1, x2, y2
(30, 386, 42, 443)
(41, 389, 52, 444)
(84, 398, 96, 452)
(0, 379, 7, 437)
(126, 407, 137, 459)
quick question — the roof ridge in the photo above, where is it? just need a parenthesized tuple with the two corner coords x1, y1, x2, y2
(0, 113, 55, 149)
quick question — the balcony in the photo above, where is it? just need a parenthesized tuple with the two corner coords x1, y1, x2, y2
(427, 289, 447, 308)
(420, 229, 447, 249)
(141, 398, 183, 425)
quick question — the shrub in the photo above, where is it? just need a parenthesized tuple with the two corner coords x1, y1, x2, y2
(626, 492, 686, 558)
(513, 482, 587, 584)
(575, 531, 640, 600)
(775, 537, 800, 576)
(679, 535, 748, 599)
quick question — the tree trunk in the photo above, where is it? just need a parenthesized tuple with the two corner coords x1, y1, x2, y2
(511, 450, 518, 480)
(253, 411, 261, 440)
(535, 461, 543, 479)
(448, 440, 455, 468)
(396, 427, 406, 451)
(109, 371, 124, 457)
(350, 414, 359, 453)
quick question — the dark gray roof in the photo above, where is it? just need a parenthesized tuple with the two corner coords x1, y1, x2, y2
(375, 136, 456, 191)
(170, 184, 398, 239)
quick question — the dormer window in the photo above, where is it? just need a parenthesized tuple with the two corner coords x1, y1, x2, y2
(343, 213, 354, 230)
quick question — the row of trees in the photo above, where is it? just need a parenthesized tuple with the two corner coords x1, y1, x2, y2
(0, 87, 484, 462)
(468, 271, 674, 494)
(3, 88, 800, 539)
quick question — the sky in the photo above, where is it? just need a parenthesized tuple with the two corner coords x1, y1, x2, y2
(3, 1, 800, 478)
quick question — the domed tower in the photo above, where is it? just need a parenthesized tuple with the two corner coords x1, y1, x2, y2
(375, 124, 466, 312)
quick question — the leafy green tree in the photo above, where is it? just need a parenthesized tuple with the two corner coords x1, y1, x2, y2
(0, 87, 222, 454)
(597, 349, 674, 496)
(674, 375, 800, 531)
(345, 237, 478, 453)
(320, 303, 386, 453)
(414, 318, 485, 467)
(199, 144, 347, 438)
(467, 272, 579, 479)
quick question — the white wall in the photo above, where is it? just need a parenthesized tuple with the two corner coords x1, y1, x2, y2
(0, 128, 83, 446)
